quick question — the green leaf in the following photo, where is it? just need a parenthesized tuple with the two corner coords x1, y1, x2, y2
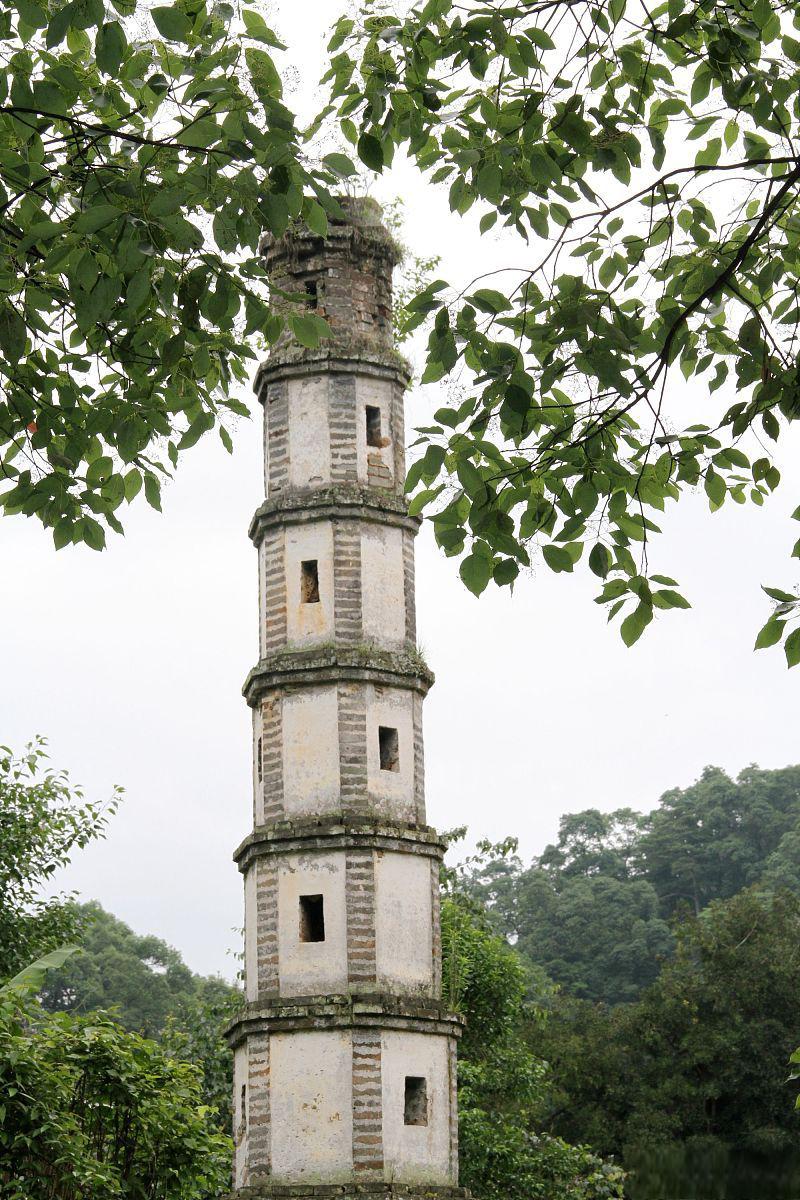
(15, 0, 48, 28)
(542, 544, 574, 573)
(476, 162, 502, 203)
(124, 470, 142, 502)
(151, 5, 191, 40)
(493, 558, 519, 586)
(785, 627, 800, 668)
(74, 204, 122, 234)
(179, 411, 214, 450)
(754, 617, 785, 649)
(589, 543, 612, 578)
(421, 444, 446, 479)
(289, 313, 326, 348)
(323, 152, 357, 177)
(704, 471, 726, 508)
(357, 132, 384, 172)
(245, 47, 282, 104)
(653, 589, 691, 609)
(470, 289, 510, 314)
(0, 306, 27, 363)
(620, 602, 653, 647)
(2, 946, 80, 996)
(762, 586, 796, 603)
(96, 20, 126, 74)
(144, 474, 162, 512)
(305, 201, 328, 237)
(460, 551, 492, 596)
(242, 8, 284, 46)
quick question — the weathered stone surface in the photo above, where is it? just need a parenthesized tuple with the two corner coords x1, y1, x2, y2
(244, 645, 434, 708)
(224, 1184, 469, 1200)
(225, 995, 465, 1046)
(234, 818, 445, 869)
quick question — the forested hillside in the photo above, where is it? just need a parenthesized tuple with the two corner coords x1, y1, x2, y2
(466, 764, 800, 1004)
(458, 763, 800, 1192)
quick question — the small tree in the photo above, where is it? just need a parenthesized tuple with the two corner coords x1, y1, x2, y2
(0, 738, 120, 979)
(442, 894, 626, 1200)
(0, 983, 231, 1200)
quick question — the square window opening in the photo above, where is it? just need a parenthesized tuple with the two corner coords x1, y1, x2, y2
(304, 279, 318, 309)
(366, 405, 382, 448)
(404, 1076, 428, 1126)
(379, 726, 399, 772)
(299, 894, 325, 943)
(301, 560, 320, 604)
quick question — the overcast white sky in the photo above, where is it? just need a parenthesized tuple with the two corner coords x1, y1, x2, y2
(1, 2, 798, 980)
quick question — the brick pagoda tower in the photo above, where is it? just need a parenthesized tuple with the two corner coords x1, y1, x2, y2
(225, 198, 464, 1200)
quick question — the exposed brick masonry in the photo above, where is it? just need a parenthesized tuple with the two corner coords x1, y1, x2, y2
(262, 532, 287, 653)
(338, 682, 369, 814)
(346, 850, 378, 989)
(352, 1029, 384, 1176)
(334, 521, 363, 642)
(266, 381, 289, 495)
(247, 1034, 271, 1178)
(330, 375, 358, 482)
(259, 697, 284, 823)
(254, 857, 279, 997)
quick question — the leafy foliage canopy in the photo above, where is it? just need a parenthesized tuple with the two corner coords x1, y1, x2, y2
(328, 0, 800, 662)
(0, 0, 350, 548)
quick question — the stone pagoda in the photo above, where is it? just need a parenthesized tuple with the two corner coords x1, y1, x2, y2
(225, 197, 464, 1200)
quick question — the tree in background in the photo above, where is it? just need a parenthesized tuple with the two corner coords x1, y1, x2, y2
(0, 742, 232, 1196)
(532, 889, 800, 1160)
(639, 765, 800, 915)
(441, 885, 626, 1199)
(0, 0, 351, 549)
(465, 763, 800, 1003)
(40, 900, 236, 1038)
(0, 739, 120, 978)
(329, 0, 800, 663)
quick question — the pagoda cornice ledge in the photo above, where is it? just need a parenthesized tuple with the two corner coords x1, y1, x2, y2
(224, 995, 465, 1048)
(248, 485, 420, 545)
(243, 644, 434, 706)
(226, 1183, 470, 1200)
(254, 343, 411, 395)
(233, 817, 446, 873)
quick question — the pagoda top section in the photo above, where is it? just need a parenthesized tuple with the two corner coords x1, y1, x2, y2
(261, 196, 405, 366)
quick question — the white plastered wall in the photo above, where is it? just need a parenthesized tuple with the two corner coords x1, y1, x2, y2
(381, 1031, 452, 1184)
(285, 522, 335, 644)
(366, 685, 415, 820)
(233, 1044, 249, 1185)
(244, 865, 259, 1001)
(361, 525, 406, 647)
(278, 851, 348, 996)
(288, 375, 331, 488)
(282, 687, 341, 817)
(270, 1030, 354, 1182)
(355, 375, 394, 486)
(375, 852, 432, 993)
